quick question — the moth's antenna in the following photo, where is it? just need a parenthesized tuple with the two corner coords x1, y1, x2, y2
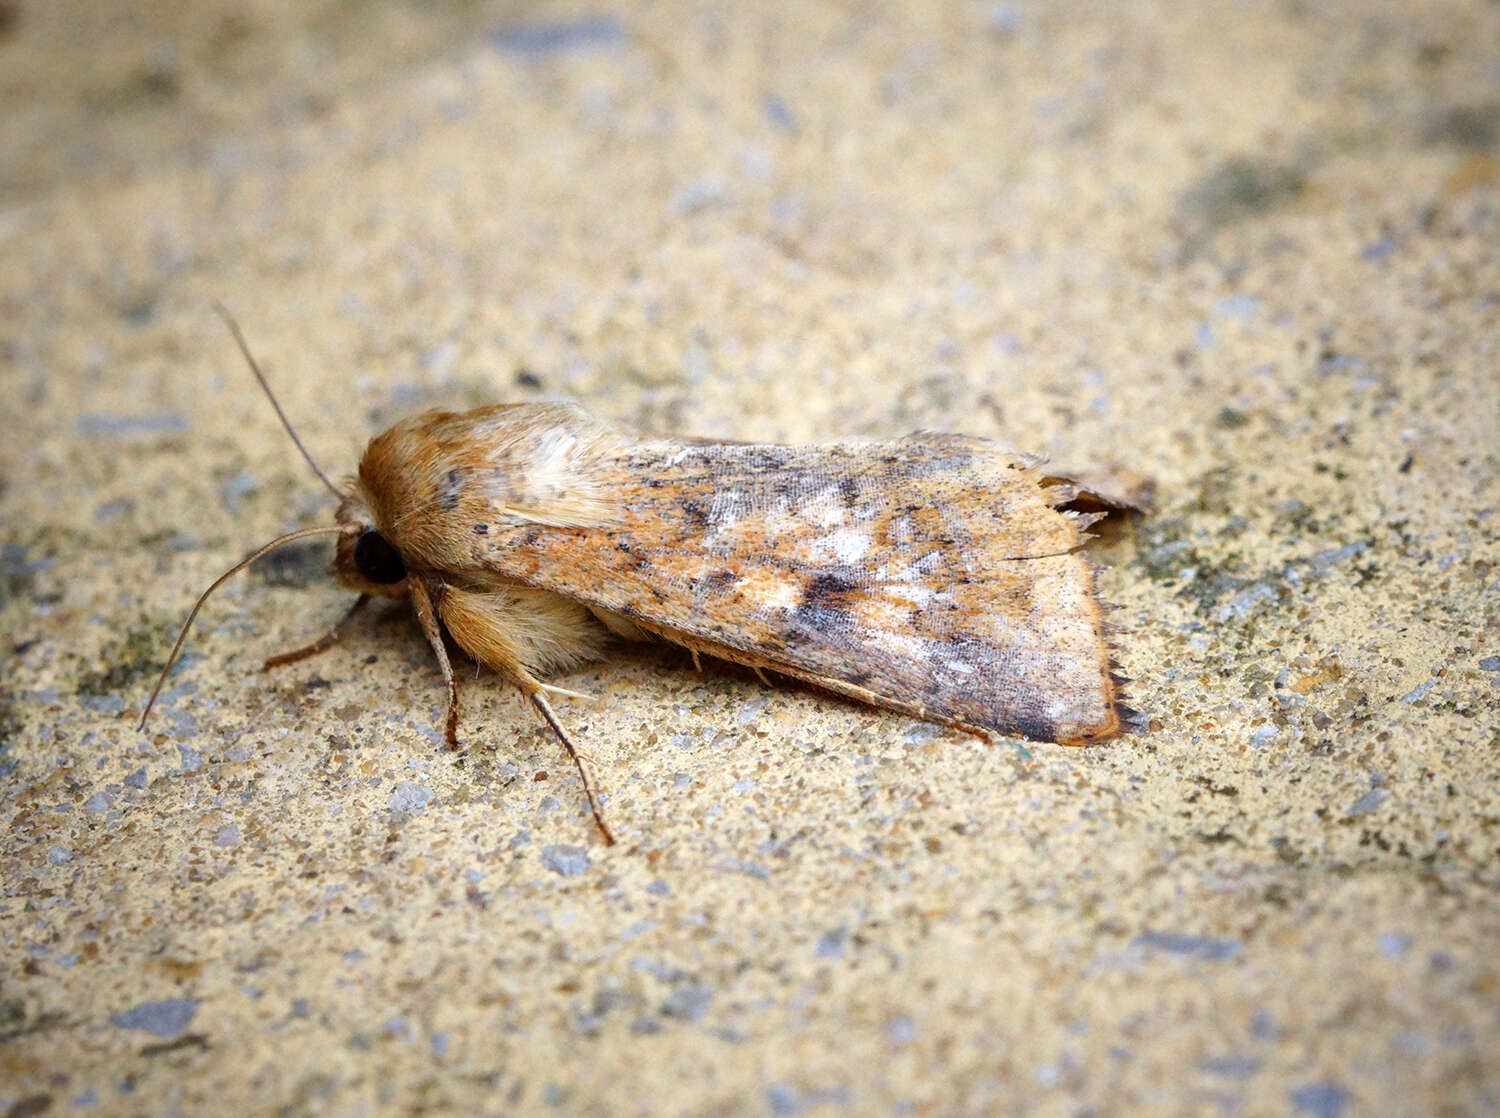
(139, 525, 343, 731)
(211, 301, 344, 503)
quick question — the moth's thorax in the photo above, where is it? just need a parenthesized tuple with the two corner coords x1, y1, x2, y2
(352, 402, 628, 575)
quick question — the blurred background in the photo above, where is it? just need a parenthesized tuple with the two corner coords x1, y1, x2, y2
(2, 2, 1497, 1115)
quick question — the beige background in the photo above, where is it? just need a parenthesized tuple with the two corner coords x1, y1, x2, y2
(2, 1, 1498, 1114)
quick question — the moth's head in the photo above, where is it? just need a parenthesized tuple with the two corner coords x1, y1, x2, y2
(331, 492, 410, 599)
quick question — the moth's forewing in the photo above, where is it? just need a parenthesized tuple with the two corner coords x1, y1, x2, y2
(450, 432, 1123, 745)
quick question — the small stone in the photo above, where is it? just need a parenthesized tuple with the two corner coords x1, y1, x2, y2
(1199, 1054, 1260, 1080)
(1377, 932, 1410, 958)
(814, 926, 848, 959)
(109, 998, 200, 1039)
(661, 983, 713, 1021)
(1398, 678, 1436, 703)
(1132, 931, 1241, 961)
(1290, 1081, 1350, 1118)
(1346, 788, 1389, 817)
(765, 1084, 801, 1116)
(540, 844, 591, 877)
(886, 1015, 917, 1045)
(388, 782, 432, 814)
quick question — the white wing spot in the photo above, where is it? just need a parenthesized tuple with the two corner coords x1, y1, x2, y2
(874, 631, 928, 661)
(813, 503, 846, 528)
(747, 572, 803, 612)
(708, 488, 750, 529)
(882, 583, 935, 608)
(829, 529, 870, 564)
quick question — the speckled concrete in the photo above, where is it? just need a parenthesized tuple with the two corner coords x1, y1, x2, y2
(2, 1, 1498, 1114)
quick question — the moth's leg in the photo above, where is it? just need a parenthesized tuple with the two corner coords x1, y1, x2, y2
(623, 616, 774, 688)
(264, 594, 370, 669)
(535, 680, 594, 702)
(436, 585, 614, 845)
(408, 577, 460, 747)
(469, 648, 615, 847)
(526, 685, 615, 847)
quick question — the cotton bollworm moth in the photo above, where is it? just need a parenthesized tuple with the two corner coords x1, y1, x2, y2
(142, 309, 1137, 845)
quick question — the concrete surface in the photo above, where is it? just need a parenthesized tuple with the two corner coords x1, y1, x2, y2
(2, 1, 1497, 1114)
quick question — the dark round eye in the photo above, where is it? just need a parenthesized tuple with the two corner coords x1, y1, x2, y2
(353, 528, 407, 585)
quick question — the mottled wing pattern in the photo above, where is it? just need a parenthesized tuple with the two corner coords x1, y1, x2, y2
(460, 434, 1122, 744)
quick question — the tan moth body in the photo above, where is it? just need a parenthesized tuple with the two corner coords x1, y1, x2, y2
(345, 404, 1126, 748)
(143, 315, 1134, 845)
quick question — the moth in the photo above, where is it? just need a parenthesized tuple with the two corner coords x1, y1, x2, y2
(143, 308, 1136, 845)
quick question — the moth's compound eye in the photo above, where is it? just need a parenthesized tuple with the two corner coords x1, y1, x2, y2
(353, 529, 407, 584)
